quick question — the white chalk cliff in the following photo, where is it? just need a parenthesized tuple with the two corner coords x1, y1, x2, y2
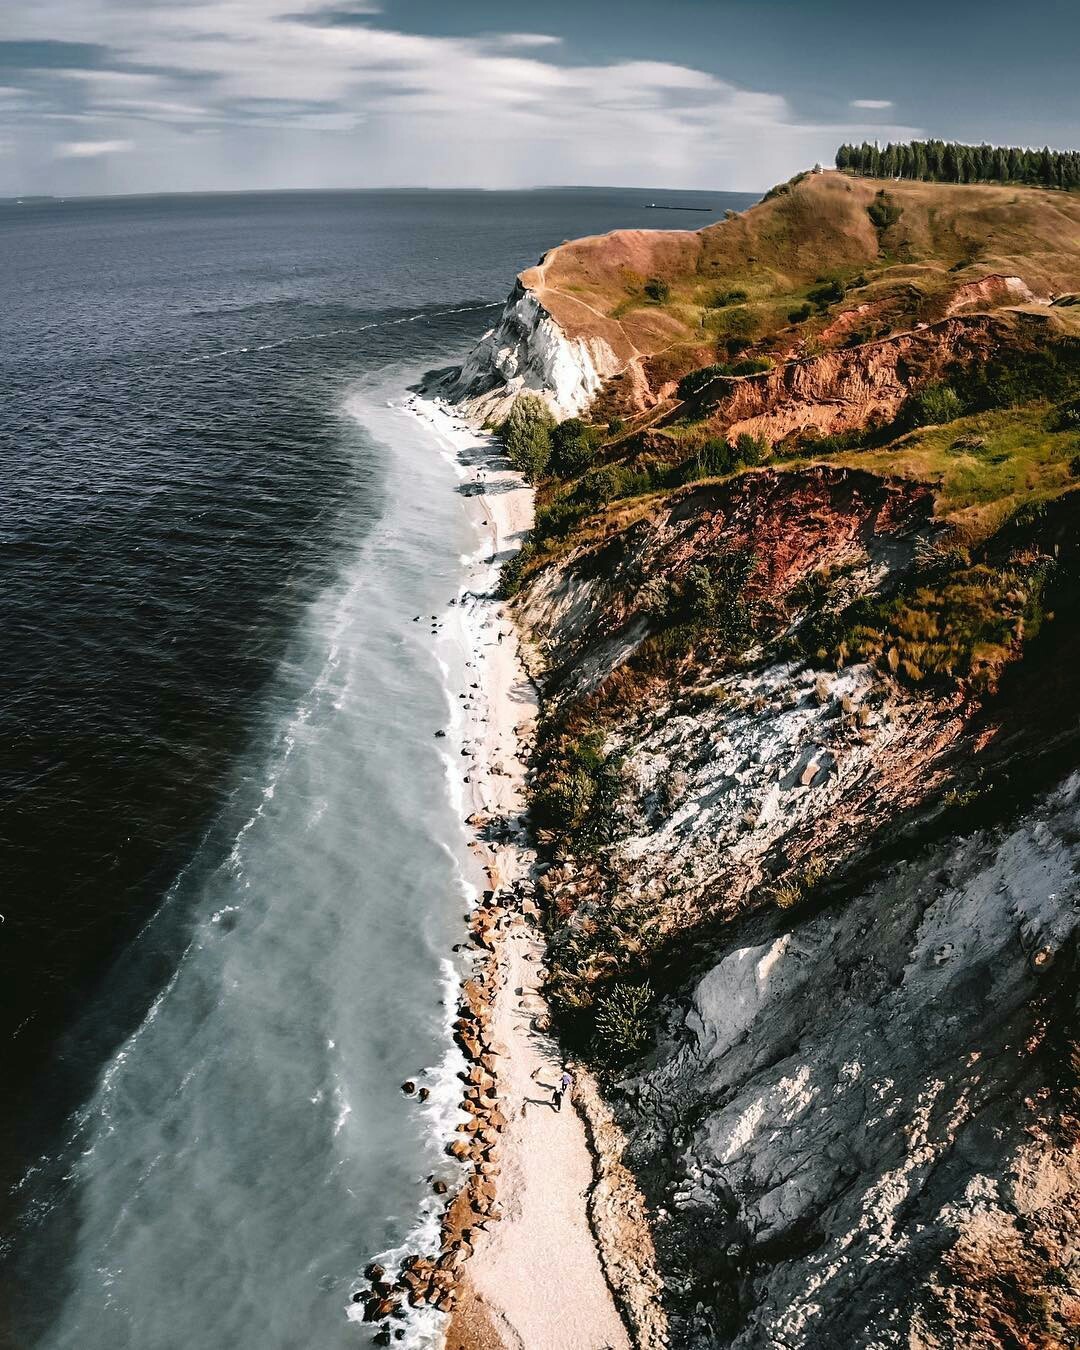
(447, 280, 621, 423)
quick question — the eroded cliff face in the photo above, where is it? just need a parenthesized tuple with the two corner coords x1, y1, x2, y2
(621, 775, 1079, 1348)
(514, 471, 1079, 1347)
(445, 281, 623, 423)
(678, 313, 1037, 446)
(447, 187, 1080, 1347)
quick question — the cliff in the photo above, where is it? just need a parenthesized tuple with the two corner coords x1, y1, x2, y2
(444, 280, 625, 423)
(448, 171, 1080, 429)
(448, 171, 1080, 1348)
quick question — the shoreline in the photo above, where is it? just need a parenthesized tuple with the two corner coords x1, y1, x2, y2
(352, 392, 632, 1349)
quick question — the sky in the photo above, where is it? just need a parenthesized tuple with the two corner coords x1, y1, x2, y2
(2, 0, 1078, 197)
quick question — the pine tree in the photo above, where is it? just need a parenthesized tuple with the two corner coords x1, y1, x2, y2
(834, 138, 1079, 191)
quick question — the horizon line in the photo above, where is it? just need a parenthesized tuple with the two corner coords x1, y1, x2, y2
(0, 182, 766, 206)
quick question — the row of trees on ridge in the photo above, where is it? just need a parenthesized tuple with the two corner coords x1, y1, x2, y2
(836, 139, 1080, 190)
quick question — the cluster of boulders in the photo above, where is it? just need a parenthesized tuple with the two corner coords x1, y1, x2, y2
(352, 881, 535, 1342)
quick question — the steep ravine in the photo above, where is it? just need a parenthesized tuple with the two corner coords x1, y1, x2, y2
(445, 207, 1080, 1349)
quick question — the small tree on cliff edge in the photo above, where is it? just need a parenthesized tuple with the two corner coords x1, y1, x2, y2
(502, 393, 555, 480)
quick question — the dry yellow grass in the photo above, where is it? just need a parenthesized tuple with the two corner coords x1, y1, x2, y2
(522, 172, 1080, 367)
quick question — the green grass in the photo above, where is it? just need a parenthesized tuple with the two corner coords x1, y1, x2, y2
(835, 560, 1054, 691)
(831, 406, 1080, 541)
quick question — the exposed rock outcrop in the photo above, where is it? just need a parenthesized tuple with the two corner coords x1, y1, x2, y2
(682, 313, 1041, 445)
(516, 466, 935, 695)
(446, 281, 623, 423)
(614, 773, 1079, 1348)
(942, 272, 1038, 315)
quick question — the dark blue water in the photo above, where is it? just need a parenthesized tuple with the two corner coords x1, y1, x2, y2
(0, 185, 756, 1349)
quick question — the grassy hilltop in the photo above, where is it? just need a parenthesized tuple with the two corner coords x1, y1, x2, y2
(504, 171, 1080, 613)
(523, 170, 1080, 395)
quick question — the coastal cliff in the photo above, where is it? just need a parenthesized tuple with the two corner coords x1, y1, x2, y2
(446, 171, 1080, 1348)
(446, 280, 623, 423)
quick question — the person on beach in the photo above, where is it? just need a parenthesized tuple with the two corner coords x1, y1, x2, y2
(553, 1068, 573, 1112)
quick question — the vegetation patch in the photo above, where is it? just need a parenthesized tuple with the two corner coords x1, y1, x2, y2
(593, 982, 655, 1064)
(838, 138, 1080, 189)
(530, 724, 628, 851)
(677, 358, 771, 399)
(829, 555, 1054, 691)
(501, 393, 555, 480)
(834, 404, 1080, 541)
(867, 189, 903, 230)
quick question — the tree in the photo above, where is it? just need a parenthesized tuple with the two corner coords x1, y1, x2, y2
(835, 137, 1080, 191)
(550, 417, 598, 477)
(502, 393, 554, 480)
(644, 277, 670, 303)
(867, 190, 902, 228)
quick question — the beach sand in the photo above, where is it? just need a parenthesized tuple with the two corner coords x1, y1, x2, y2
(410, 397, 629, 1350)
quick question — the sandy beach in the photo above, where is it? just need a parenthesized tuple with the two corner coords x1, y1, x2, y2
(408, 396, 630, 1350)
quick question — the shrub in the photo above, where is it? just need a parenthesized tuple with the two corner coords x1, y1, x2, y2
(808, 278, 846, 308)
(772, 878, 802, 909)
(735, 431, 770, 465)
(909, 382, 965, 427)
(677, 548, 758, 648)
(867, 190, 902, 229)
(550, 417, 599, 476)
(716, 305, 754, 337)
(676, 358, 770, 400)
(710, 287, 748, 307)
(1069, 454, 1080, 477)
(692, 438, 738, 477)
(502, 393, 555, 479)
(762, 170, 809, 201)
(533, 494, 585, 543)
(498, 542, 536, 598)
(532, 730, 627, 848)
(644, 277, 670, 303)
(673, 432, 770, 487)
(677, 364, 730, 399)
(608, 416, 626, 436)
(788, 303, 813, 324)
(638, 574, 676, 619)
(577, 465, 623, 507)
(1052, 398, 1080, 430)
(593, 982, 654, 1063)
(772, 856, 826, 909)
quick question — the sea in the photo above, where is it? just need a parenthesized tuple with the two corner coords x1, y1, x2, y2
(0, 184, 757, 1349)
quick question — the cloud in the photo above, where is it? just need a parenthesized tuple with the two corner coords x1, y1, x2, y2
(486, 33, 563, 49)
(1, 1, 923, 193)
(55, 137, 133, 156)
(851, 99, 894, 110)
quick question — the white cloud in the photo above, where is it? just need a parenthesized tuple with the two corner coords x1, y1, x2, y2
(851, 99, 894, 110)
(2, 0, 923, 192)
(486, 33, 563, 49)
(55, 138, 134, 157)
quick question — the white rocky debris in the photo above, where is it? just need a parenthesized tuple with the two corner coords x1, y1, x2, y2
(448, 283, 621, 423)
(614, 772, 1080, 1347)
